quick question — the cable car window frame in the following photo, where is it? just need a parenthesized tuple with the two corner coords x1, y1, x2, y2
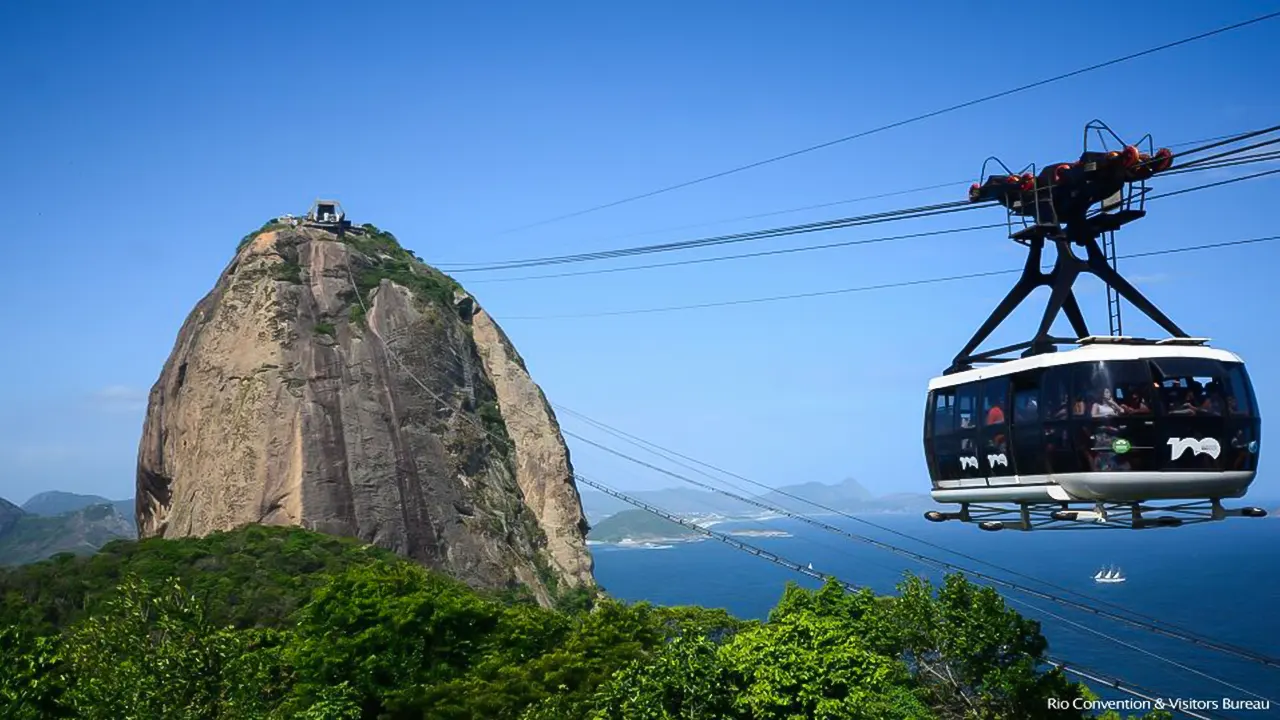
(979, 377, 1013, 478)
(927, 388, 961, 484)
(1223, 362, 1256, 417)
(1010, 370, 1045, 476)
(954, 382, 983, 481)
(1040, 364, 1079, 474)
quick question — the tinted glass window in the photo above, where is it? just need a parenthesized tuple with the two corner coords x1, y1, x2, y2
(932, 388, 957, 435)
(982, 377, 1009, 427)
(1042, 366, 1071, 420)
(1011, 371, 1041, 424)
(957, 383, 979, 430)
(1223, 363, 1254, 417)
(1064, 360, 1155, 419)
(1151, 357, 1227, 417)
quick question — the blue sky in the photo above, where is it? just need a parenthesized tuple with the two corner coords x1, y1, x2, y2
(1, 1, 1277, 506)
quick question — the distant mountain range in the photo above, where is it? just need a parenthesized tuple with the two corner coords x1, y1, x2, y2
(21, 491, 134, 519)
(0, 493, 136, 566)
(579, 477, 933, 523)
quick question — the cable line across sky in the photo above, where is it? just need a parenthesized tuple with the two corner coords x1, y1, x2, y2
(493, 11, 1280, 234)
(441, 125, 1280, 275)
(498, 233, 1280, 320)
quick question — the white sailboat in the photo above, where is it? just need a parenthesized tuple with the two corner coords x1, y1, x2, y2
(1093, 565, 1126, 584)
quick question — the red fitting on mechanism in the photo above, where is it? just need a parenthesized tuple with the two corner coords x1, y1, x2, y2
(1151, 147, 1173, 172)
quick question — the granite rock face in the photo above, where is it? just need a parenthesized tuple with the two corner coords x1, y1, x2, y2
(136, 222, 594, 604)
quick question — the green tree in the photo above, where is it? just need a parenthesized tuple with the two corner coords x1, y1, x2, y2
(58, 576, 240, 720)
(889, 573, 1086, 719)
(282, 558, 502, 717)
(0, 624, 68, 720)
(719, 583, 932, 720)
(590, 634, 738, 720)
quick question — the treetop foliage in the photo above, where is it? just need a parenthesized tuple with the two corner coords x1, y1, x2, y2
(0, 525, 1170, 720)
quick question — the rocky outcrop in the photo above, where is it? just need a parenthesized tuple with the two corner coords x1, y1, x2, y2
(136, 221, 594, 604)
(469, 305, 594, 587)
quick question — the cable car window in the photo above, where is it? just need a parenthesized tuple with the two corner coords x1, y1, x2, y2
(1099, 360, 1154, 417)
(1012, 376, 1040, 424)
(1070, 360, 1157, 473)
(1042, 365, 1071, 420)
(954, 383, 982, 479)
(932, 388, 957, 435)
(1040, 365, 1078, 473)
(957, 383, 978, 430)
(1150, 358, 1227, 417)
(1223, 363, 1254, 416)
(1010, 371, 1044, 475)
(980, 378, 1012, 477)
(982, 377, 1009, 426)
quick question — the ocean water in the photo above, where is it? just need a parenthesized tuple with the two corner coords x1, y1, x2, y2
(592, 512, 1280, 715)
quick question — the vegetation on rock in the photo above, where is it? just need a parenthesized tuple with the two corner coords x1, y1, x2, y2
(345, 224, 461, 310)
(0, 525, 1168, 719)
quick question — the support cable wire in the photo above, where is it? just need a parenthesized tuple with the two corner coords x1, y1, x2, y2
(558, 414, 1280, 671)
(439, 200, 993, 271)
(468, 146, 1280, 287)
(441, 124, 1280, 274)
(572, 473, 1236, 720)
(514, 126, 1279, 256)
(1000, 594, 1275, 704)
(500, 233, 1280, 320)
(465, 223, 1006, 285)
(555, 405, 1262, 649)
(494, 12, 1280, 233)
(337, 254, 1269, 707)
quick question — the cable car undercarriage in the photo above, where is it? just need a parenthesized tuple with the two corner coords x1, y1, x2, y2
(923, 122, 1266, 532)
(926, 499, 1268, 533)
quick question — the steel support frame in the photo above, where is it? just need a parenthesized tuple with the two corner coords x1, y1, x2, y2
(948, 226, 1188, 374)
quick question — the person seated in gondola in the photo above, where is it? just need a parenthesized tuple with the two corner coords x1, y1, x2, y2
(1227, 395, 1246, 416)
(1091, 388, 1124, 418)
(1049, 393, 1069, 419)
(1071, 396, 1086, 417)
(1201, 382, 1225, 416)
(1121, 386, 1150, 415)
(986, 401, 1005, 426)
(1167, 388, 1200, 415)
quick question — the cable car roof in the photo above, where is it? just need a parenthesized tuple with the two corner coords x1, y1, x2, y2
(927, 338, 1245, 391)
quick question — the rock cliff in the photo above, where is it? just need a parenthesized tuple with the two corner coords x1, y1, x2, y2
(136, 219, 594, 604)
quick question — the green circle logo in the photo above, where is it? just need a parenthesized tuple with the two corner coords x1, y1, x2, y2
(1112, 438, 1132, 454)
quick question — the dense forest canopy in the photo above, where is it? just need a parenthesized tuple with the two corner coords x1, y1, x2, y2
(0, 525, 1168, 719)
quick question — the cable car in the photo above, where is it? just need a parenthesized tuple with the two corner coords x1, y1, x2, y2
(922, 122, 1265, 531)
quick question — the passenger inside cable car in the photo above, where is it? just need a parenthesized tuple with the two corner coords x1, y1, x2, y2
(924, 356, 1261, 488)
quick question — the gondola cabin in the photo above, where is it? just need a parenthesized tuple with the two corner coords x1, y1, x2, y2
(924, 337, 1261, 509)
(928, 123, 1267, 530)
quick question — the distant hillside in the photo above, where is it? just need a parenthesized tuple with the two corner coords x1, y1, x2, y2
(22, 491, 133, 518)
(586, 509, 700, 543)
(0, 502, 136, 566)
(0, 499, 24, 537)
(581, 477, 931, 522)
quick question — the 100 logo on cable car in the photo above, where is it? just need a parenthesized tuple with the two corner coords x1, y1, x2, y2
(1167, 437, 1221, 460)
(958, 454, 1008, 470)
